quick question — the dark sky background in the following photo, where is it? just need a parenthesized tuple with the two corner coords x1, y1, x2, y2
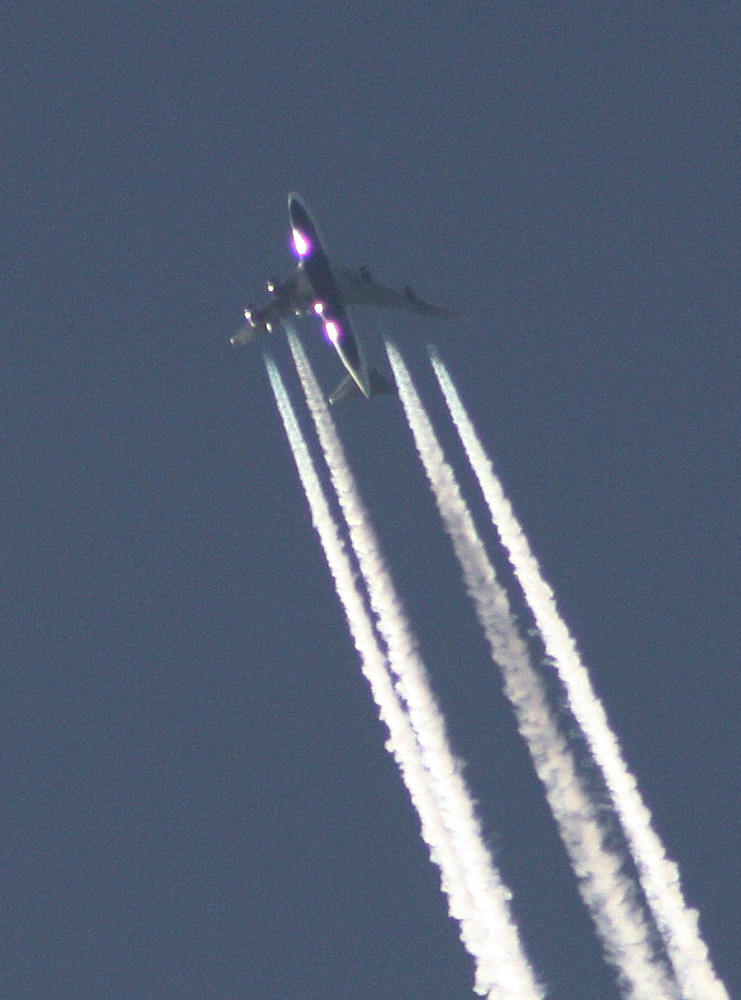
(4, 5, 739, 999)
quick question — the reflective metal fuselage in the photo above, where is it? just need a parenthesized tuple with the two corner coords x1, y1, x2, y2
(287, 193, 369, 397)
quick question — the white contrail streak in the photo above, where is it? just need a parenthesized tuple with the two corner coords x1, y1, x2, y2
(386, 339, 679, 1000)
(428, 347, 730, 1000)
(264, 352, 490, 984)
(283, 330, 544, 1000)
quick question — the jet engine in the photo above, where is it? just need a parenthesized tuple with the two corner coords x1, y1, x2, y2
(232, 305, 274, 346)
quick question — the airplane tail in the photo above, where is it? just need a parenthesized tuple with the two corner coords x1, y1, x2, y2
(329, 366, 396, 405)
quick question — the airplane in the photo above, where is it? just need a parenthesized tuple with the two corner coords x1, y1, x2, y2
(231, 192, 458, 404)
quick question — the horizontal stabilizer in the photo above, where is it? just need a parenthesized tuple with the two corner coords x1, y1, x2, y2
(329, 375, 362, 405)
(368, 366, 396, 396)
(329, 366, 396, 405)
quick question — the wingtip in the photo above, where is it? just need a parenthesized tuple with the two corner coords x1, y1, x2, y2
(230, 325, 256, 347)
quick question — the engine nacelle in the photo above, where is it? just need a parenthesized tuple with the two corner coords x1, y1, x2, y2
(233, 305, 273, 345)
(244, 304, 260, 327)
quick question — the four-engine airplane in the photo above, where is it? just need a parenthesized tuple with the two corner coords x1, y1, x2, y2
(231, 192, 458, 404)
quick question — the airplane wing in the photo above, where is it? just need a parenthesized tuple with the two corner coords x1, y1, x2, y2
(334, 265, 459, 319)
(231, 265, 316, 345)
(231, 318, 268, 346)
(268, 265, 316, 317)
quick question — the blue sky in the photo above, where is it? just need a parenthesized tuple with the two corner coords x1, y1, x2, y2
(4, 5, 739, 999)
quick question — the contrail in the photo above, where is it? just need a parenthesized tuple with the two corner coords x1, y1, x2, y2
(283, 329, 544, 1000)
(386, 338, 680, 1000)
(428, 347, 730, 1000)
(264, 352, 492, 986)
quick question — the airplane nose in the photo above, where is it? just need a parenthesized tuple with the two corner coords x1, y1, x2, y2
(288, 193, 319, 258)
(287, 192, 311, 228)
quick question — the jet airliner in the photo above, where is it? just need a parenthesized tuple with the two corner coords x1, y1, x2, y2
(231, 193, 458, 404)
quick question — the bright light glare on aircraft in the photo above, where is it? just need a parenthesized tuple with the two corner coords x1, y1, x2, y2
(324, 320, 341, 344)
(232, 192, 457, 402)
(291, 227, 310, 258)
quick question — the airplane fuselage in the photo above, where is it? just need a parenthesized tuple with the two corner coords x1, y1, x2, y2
(232, 192, 455, 399)
(287, 193, 370, 397)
